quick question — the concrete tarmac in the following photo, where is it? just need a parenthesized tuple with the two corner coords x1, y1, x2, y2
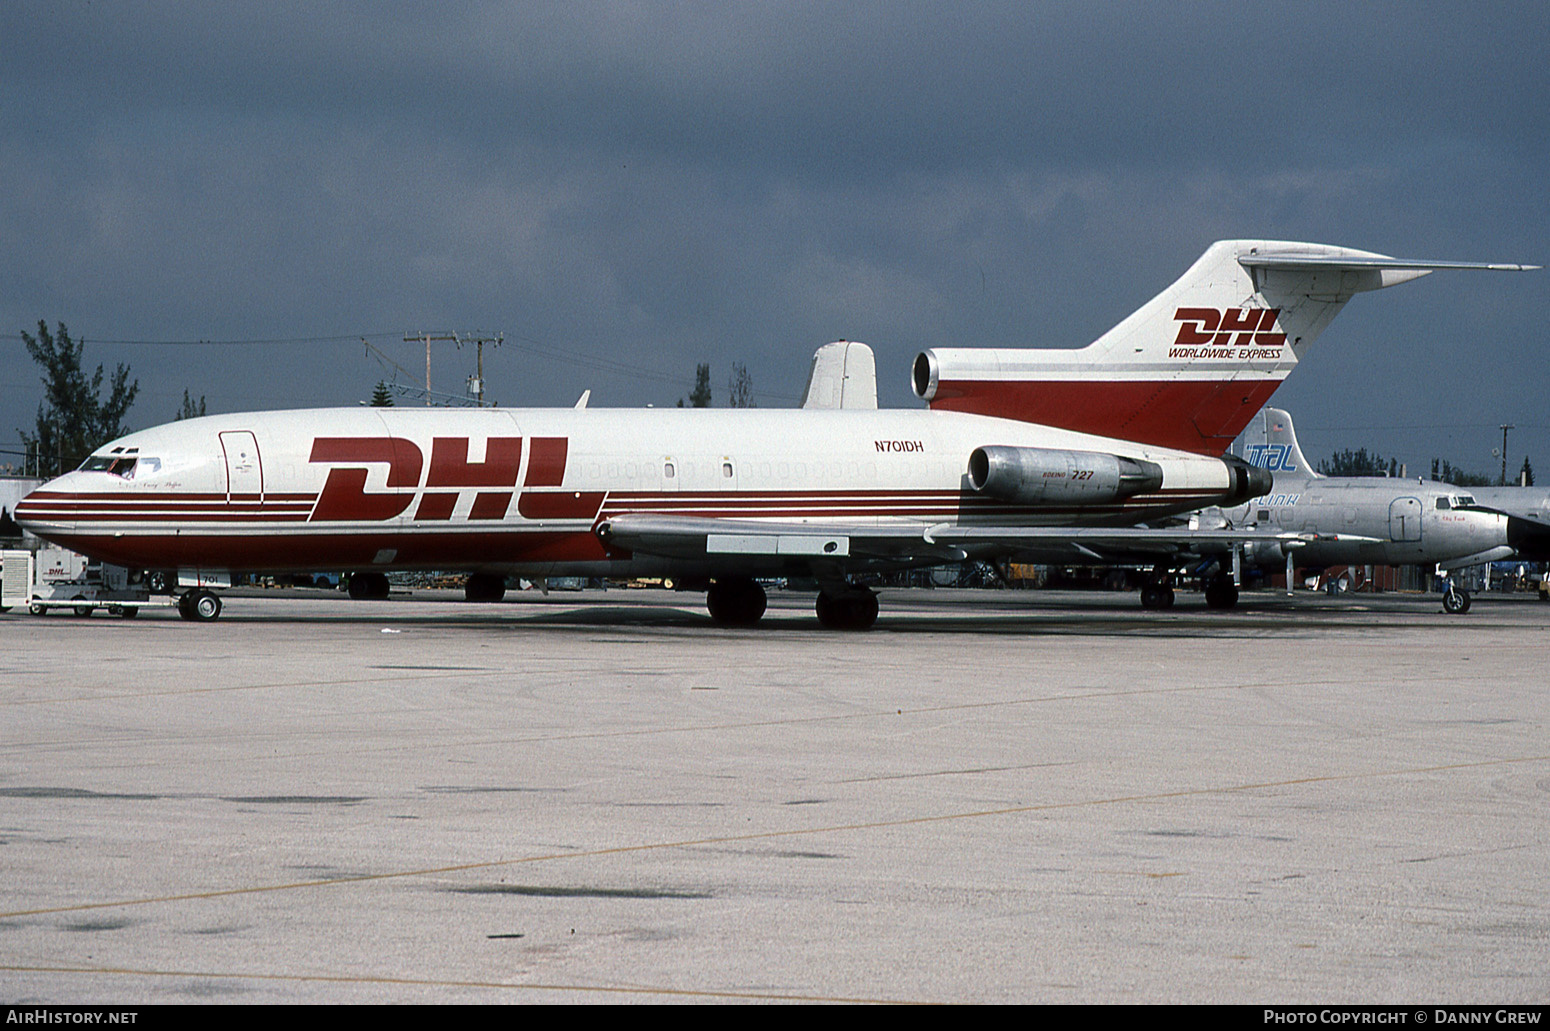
(1, 586, 1546, 1004)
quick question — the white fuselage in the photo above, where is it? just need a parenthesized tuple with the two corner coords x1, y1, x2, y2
(19, 405, 1243, 579)
(1228, 476, 1511, 571)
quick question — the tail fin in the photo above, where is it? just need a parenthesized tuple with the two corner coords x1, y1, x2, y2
(1235, 407, 1320, 480)
(913, 240, 1535, 455)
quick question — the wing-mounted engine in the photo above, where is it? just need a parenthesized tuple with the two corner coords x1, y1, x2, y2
(967, 446, 1164, 506)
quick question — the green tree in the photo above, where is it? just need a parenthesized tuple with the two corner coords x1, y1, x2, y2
(681, 362, 712, 408)
(19, 320, 138, 477)
(1429, 458, 1494, 487)
(1519, 455, 1534, 487)
(370, 380, 396, 407)
(1318, 447, 1396, 477)
(176, 389, 207, 421)
(728, 362, 755, 408)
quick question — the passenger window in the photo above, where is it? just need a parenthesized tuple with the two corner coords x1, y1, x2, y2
(1256, 510, 1270, 522)
(722, 462, 733, 478)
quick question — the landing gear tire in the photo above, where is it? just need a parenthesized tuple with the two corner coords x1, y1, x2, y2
(1442, 588, 1471, 614)
(1204, 578, 1239, 610)
(464, 573, 507, 603)
(179, 590, 223, 621)
(1140, 584, 1176, 610)
(347, 572, 391, 600)
(815, 588, 879, 631)
(706, 577, 767, 627)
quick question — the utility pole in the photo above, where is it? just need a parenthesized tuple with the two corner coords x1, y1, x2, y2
(406, 332, 459, 406)
(460, 332, 503, 406)
(1500, 423, 1515, 484)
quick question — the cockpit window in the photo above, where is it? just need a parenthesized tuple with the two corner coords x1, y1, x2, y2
(79, 455, 140, 479)
(1456, 495, 1475, 507)
(1436, 497, 1450, 510)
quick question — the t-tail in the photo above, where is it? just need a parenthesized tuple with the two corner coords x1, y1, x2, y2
(1235, 406, 1318, 481)
(912, 240, 1535, 455)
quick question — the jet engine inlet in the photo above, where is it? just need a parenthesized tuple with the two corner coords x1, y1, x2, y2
(967, 446, 1164, 505)
(911, 351, 940, 400)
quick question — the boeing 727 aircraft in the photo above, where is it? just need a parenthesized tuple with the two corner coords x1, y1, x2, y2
(16, 240, 1534, 627)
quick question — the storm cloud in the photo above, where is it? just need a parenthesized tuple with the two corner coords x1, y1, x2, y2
(3, 1, 1546, 474)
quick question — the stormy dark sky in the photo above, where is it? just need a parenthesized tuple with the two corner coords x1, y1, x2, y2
(3, 1, 1547, 480)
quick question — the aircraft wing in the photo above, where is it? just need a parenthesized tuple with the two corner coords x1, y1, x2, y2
(597, 513, 1374, 565)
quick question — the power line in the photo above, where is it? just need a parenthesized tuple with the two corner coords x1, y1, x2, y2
(4, 330, 800, 402)
(0, 331, 399, 348)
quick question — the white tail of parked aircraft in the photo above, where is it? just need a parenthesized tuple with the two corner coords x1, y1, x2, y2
(914, 241, 1536, 455)
(1236, 406, 1320, 480)
(16, 240, 1534, 627)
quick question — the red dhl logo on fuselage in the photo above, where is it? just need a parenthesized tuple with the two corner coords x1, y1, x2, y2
(1171, 307, 1286, 355)
(309, 436, 600, 522)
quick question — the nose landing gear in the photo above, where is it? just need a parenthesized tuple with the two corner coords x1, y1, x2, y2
(177, 590, 223, 621)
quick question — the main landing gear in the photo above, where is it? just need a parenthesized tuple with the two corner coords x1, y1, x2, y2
(703, 577, 881, 630)
(705, 576, 767, 627)
(815, 586, 879, 631)
(346, 572, 391, 600)
(464, 573, 507, 603)
(1203, 574, 1239, 610)
(1140, 565, 1175, 610)
(1140, 565, 1239, 611)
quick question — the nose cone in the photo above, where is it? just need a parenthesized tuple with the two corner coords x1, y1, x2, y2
(13, 472, 88, 539)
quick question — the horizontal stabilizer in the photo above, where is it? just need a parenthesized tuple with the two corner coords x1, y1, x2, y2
(1239, 252, 1538, 272)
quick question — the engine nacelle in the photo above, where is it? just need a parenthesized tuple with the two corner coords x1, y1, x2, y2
(967, 446, 1164, 506)
(1221, 455, 1274, 507)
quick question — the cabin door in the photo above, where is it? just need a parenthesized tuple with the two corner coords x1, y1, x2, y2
(220, 431, 264, 503)
(1388, 497, 1422, 542)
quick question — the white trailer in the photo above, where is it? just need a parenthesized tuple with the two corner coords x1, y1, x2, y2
(1, 549, 33, 611)
(22, 547, 176, 617)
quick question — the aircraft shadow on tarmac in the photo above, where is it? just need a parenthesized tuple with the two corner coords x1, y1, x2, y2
(114, 588, 1518, 637)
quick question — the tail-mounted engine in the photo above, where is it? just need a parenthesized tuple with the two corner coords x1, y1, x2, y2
(967, 446, 1164, 506)
(1221, 455, 1274, 507)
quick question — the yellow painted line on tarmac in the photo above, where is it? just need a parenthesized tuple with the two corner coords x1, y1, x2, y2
(4, 752, 1544, 922)
(0, 964, 920, 1004)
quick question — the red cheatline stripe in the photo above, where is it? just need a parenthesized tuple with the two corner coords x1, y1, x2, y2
(19, 491, 317, 502)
